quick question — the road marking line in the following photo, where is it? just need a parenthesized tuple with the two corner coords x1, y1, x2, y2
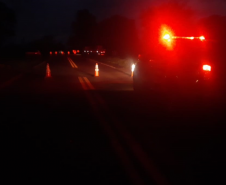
(79, 73, 168, 184)
(78, 77, 88, 90)
(94, 94, 169, 185)
(68, 59, 75, 68)
(83, 90, 146, 185)
(68, 59, 72, 67)
(99, 62, 116, 69)
(89, 59, 116, 69)
(68, 57, 78, 68)
(0, 74, 23, 89)
(89, 59, 131, 76)
(68, 57, 75, 68)
(71, 62, 76, 68)
(83, 77, 95, 90)
(71, 60, 78, 68)
(33, 61, 45, 69)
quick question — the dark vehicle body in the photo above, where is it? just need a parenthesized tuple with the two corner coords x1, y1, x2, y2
(133, 38, 225, 99)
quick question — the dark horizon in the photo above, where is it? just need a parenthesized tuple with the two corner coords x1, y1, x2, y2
(2, 0, 226, 44)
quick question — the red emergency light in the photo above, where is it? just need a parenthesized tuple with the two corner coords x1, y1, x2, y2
(203, 65, 211, 72)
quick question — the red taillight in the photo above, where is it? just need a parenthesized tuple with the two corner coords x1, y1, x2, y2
(203, 65, 211, 71)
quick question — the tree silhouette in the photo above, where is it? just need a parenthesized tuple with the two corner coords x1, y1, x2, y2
(68, 9, 97, 49)
(198, 15, 226, 42)
(197, 15, 226, 62)
(98, 15, 139, 57)
(0, 2, 16, 46)
(26, 35, 64, 58)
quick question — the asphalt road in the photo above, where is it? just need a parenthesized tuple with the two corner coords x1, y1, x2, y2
(1, 54, 226, 185)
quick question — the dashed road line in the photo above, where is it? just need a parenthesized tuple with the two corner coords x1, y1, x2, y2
(77, 73, 169, 184)
(82, 89, 146, 185)
(94, 94, 169, 185)
(33, 61, 45, 69)
(68, 57, 78, 68)
(0, 74, 23, 89)
(90, 59, 116, 69)
(79, 83, 169, 185)
(99, 62, 116, 69)
(89, 59, 131, 76)
(69, 60, 74, 68)
(83, 77, 95, 90)
(78, 77, 95, 90)
(78, 77, 88, 90)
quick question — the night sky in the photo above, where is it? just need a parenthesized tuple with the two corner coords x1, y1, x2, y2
(2, 0, 226, 43)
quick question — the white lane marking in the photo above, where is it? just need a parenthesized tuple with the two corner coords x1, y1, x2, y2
(72, 61, 78, 68)
(68, 57, 75, 68)
(83, 77, 95, 90)
(68, 58, 75, 68)
(70, 60, 75, 68)
(93, 94, 170, 185)
(33, 61, 45, 69)
(97, 62, 116, 69)
(78, 77, 88, 90)
(0, 74, 23, 89)
(68, 57, 78, 68)
(83, 91, 146, 185)
(89, 59, 116, 69)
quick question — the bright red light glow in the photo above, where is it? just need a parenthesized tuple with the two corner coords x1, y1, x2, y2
(163, 34, 170, 40)
(160, 25, 174, 50)
(200, 36, 205, 41)
(203, 65, 211, 71)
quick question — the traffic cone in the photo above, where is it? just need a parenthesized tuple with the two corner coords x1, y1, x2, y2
(95, 63, 99, 77)
(46, 63, 51, 77)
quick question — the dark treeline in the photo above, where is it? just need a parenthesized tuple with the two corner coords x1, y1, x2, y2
(68, 9, 139, 57)
(1, 1, 226, 59)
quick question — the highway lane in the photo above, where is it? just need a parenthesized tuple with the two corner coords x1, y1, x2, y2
(68, 55, 226, 184)
(1, 54, 226, 185)
(0, 55, 44, 88)
(69, 55, 133, 91)
(0, 55, 134, 185)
